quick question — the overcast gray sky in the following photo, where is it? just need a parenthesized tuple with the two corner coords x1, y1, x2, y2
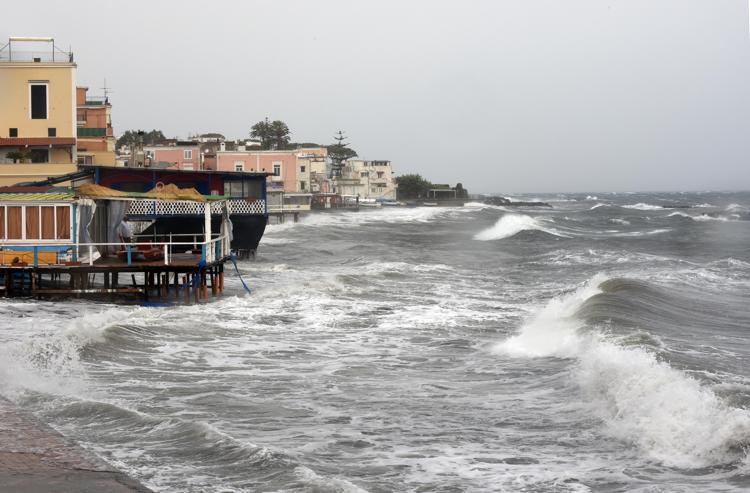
(5, 0, 750, 192)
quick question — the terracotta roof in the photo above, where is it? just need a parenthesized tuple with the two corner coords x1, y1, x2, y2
(0, 138, 76, 146)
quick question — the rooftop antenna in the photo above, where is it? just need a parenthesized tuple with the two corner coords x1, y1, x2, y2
(100, 78, 113, 103)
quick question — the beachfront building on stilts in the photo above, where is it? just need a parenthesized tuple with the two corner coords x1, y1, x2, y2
(0, 183, 237, 301)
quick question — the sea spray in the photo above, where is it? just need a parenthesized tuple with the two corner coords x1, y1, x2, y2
(474, 214, 567, 241)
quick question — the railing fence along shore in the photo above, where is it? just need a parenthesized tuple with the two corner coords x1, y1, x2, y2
(0, 229, 233, 302)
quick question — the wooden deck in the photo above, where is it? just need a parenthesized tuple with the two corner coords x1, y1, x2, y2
(0, 254, 230, 302)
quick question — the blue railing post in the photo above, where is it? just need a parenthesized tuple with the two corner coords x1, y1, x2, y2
(215, 240, 220, 260)
(72, 204, 78, 262)
(126, 244, 132, 265)
(33, 246, 38, 267)
(201, 244, 206, 263)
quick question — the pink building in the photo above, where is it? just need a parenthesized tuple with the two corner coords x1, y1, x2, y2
(144, 143, 202, 170)
(214, 150, 300, 193)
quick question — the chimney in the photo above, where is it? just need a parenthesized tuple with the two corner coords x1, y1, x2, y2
(219, 142, 226, 152)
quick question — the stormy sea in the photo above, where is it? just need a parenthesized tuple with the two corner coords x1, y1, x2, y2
(1, 191, 749, 492)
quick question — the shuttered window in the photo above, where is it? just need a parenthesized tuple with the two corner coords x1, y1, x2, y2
(30, 84, 48, 119)
(41, 206, 55, 239)
(7, 207, 22, 239)
(1, 205, 71, 241)
(56, 207, 70, 239)
(26, 206, 39, 240)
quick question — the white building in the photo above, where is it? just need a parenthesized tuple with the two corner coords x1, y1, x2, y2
(336, 159, 397, 200)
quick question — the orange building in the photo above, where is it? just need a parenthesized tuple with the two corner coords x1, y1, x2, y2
(75, 86, 115, 165)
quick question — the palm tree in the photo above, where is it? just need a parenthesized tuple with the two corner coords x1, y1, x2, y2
(250, 118, 291, 150)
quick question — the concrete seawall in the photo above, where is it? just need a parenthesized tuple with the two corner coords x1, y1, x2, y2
(0, 397, 153, 492)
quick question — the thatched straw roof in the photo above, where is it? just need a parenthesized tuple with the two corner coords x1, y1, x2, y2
(77, 183, 207, 202)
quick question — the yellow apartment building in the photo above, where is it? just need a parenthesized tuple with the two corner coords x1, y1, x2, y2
(0, 37, 77, 186)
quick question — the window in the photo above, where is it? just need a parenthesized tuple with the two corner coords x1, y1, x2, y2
(9, 128, 17, 137)
(0, 204, 70, 241)
(377, 171, 384, 178)
(361, 172, 369, 177)
(225, 181, 243, 197)
(183, 149, 193, 160)
(300, 166, 306, 173)
(48, 128, 56, 137)
(77, 155, 94, 165)
(234, 160, 244, 172)
(273, 162, 281, 176)
(7, 207, 22, 239)
(26, 206, 40, 240)
(30, 149, 49, 163)
(225, 179, 262, 198)
(56, 206, 71, 239)
(30, 83, 48, 119)
(300, 181, 306, 191)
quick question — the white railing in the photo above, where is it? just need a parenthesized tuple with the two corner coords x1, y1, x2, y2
(126, 199, 266, 216)
(0, 230, 232, 268)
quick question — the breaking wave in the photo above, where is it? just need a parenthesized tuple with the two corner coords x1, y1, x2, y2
(668, 212, 732, 222)
(622, 203, 664, 211)
(473, 214, 566, 241)
(495, 275, 750, 469)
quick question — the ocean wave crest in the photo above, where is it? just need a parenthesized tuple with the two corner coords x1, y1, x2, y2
(668, 212, 732, 222)
(473, 214, 566, 241)
(494, 275, 750, 469)
(622, 203, 664, 211)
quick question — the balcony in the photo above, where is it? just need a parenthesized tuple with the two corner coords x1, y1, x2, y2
(84, 97, 107, 106)
(77, 128, 107, 137)
(0, 37, 74, 63)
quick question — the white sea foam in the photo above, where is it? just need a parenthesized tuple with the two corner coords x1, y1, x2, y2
(622, 203, 663, 211)
(668, 212, 731, 222)
(0, 307, 134, 396)
(294, 466, 369, 492)
(495, 274, 606, 358)
(609, 218, 630, 225)
(609, 228, 671, 237)
(474, 214, 566, 241)
(667, 211, 690, 219)
(693, 214, 730, 222)
(590, 203, 608, 210)
(463, 202, 509, 211)
(694, 203, 715, 208)
(586, 195, 599, 201)
(495, 275, 750, 468)
(362, 261, 454, 275)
